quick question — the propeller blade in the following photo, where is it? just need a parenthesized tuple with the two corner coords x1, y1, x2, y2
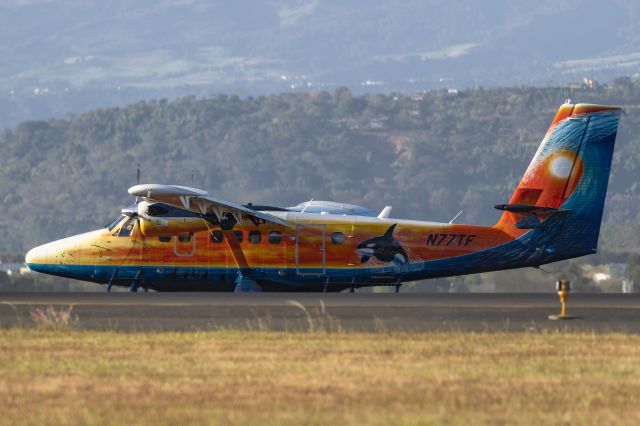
(134, 164, 142, 205)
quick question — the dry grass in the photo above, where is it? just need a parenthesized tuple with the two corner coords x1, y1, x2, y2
(29, 305, 78, 331)
(0, 330, 639, 425)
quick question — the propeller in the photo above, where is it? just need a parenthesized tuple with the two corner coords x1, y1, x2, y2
(121, 164, 144, 238)
(105, 164, 149, 292)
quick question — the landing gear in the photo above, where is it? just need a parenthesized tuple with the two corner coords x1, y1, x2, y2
(128, 269, 144, 293)
(395, 283, 402, 293)
(323, 277, 331, 293)
(234, 272, 263, 292)
(106, 267, 119, 292)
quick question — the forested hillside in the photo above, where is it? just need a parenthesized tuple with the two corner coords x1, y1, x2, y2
(1, 80, 639, 259)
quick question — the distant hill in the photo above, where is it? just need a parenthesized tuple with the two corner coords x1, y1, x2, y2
(2, 1, 640, 128)
(1, 80, 639, 258)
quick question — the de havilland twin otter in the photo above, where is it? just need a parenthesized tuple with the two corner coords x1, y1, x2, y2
(26, 103, 623, 292)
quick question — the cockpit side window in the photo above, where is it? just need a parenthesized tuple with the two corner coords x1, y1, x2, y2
(116, 218, 135, 237)
(106, 215, 125, 232)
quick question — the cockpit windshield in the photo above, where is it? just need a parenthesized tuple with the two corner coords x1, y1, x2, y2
(116, 218, 135, 237)
(106, 215, 125, 231)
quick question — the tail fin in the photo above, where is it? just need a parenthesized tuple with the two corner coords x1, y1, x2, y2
(496, 103, 622, 257)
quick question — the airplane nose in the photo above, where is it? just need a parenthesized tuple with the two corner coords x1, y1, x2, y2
(24, 233, 88, 279)
(25, 244, 49, 270)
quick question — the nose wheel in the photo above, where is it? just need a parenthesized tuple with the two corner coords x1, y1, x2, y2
(106, 268, 118, 292)
(106, 268, 145, 292)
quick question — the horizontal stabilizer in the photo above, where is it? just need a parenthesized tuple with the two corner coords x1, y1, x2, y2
(496, 204, 569, 230)
(494, 204, 568, 215)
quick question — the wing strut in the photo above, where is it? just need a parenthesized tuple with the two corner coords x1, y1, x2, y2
(222, 230, 251, 272)
(199, 216, 251, 273)
(221, 231, 263, 292)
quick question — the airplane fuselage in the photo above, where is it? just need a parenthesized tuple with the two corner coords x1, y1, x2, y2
(27, 211, 528, 291)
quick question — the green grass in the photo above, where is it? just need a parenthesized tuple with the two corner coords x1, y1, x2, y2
(0, 330, 639, 425)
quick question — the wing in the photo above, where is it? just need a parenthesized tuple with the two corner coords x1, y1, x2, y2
(128, 184, 291, 229)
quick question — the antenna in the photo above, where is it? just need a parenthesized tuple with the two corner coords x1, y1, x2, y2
(301, 198, 314, 213)
(448, 210, 463, 224)
(191, 169, 195, 186)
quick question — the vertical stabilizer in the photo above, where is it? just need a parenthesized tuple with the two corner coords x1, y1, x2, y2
(496, 103, 622, 257)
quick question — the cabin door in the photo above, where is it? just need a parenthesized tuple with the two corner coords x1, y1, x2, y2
(174, 235, 196, 257)
(173, 234, 197, 280)
(296, 224, 326, 275)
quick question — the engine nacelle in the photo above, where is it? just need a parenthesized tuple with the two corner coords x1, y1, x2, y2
(138, 216, 209, 237)
(135, 201, 210, 237)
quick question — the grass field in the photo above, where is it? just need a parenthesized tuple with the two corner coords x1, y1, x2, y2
(1, 330, 639, 425)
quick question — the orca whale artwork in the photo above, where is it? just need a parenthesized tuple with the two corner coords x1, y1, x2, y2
(26, 103, 623, 292)
(357, 224, 408, 264)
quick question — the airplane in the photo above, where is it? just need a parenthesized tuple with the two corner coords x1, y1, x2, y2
(25, 102, 623, 292)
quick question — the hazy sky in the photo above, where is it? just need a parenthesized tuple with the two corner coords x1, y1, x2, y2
(1, 0, 638, 126)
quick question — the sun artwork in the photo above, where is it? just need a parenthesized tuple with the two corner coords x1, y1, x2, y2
(548, 152, 574, 179)
(542, 149, 583, 201)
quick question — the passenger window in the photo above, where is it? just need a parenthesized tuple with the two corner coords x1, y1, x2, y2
(234, 230, 243, 243)
(331, 232, 345, 245)
(249, 231, 261, 244)
(159, 236, 171, 243)
(210, 230, 224, 243)
(178, 235, 192, 243)
(268, 231, 282, 244)
(116, 218, 135, 237)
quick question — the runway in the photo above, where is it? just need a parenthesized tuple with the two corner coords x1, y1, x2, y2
(1, 292, 639, 332)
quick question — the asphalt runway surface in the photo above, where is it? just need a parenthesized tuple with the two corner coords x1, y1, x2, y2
(1, 292, 639, 332)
